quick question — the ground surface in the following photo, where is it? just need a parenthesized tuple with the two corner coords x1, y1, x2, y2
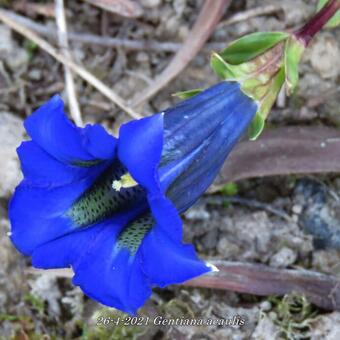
(0, 0, 340, 339)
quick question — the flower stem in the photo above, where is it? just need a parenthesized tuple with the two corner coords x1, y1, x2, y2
(294, 0, 340, 46)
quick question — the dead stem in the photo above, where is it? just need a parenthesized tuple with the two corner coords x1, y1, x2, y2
(55, 0, 83, 126)
(26, 261, 340, 311)
(130, 0, 232, 110)
(0, 9, 141, 119)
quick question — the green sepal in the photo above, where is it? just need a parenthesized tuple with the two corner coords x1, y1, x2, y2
(247, 112, 265, 140)
(172, 88, 203, 99)
(220, 32, 289, 65)
(284, 36, 305, 95)
(210, 53, 237, 79)
(317, 0, 340, 27)
(244, 66, 285, 140)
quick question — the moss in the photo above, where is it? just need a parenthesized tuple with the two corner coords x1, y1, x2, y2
(220, 182, 239, 196)
(24, 293, 45, 316)
(79, 309, 150, 340)
(267, 293, 320, 339)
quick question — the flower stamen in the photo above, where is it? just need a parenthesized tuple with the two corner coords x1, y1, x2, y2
(112, 173, 138, 192)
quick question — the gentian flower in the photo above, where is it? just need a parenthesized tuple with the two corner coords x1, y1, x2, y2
(9, 81, 257, 314)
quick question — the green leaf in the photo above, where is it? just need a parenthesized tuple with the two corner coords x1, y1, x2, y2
(210, 53, 237, 79)
(172, 88, 203, 99)
(220, 32, 289, 65)
(247, 112, 265, 140)
(284, 36, 305, 95)
(317, 0, 340, 27)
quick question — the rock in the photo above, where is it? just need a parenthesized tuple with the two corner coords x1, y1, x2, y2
(312, 249, 340, 275)
(0, 217, 22, 313)
(200, 227, 219, 251)
(140, 0, 162, 8)
(237, 212, 273, 254)
(269, 247, 297, 268)
(217, 237, 240, 259)
(307, 34, 340, 79)
(252, 314, 281, 340)
(29, 275, 61, 317)
(0, 112, 25, 198)
(0, 25, 28, 72)
(294, 179, 340, 250)
(185, 204, 211, 220)
(0, 25, 14, 54)
(259, 301, 272, 312)
(279, 0, 313, 26)
(310, 312, 340, 340)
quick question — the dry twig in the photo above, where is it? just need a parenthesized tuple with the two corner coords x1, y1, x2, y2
(12, 0, 55, 17)
(185, 260, 340, 311)
(218, 4, 283, 28)
(205, 196, 293, 222)
(26, 261, 340, 311)
(0, 9, 140, 119)
(211, 126, 340, 192)
(130, 0, 232, 109)
(55, 0, 83, 126)
(0, 10, 233, 53)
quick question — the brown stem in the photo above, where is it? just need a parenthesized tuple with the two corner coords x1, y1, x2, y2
(294, 0, 340, 46)
(184, 260, 340, 311)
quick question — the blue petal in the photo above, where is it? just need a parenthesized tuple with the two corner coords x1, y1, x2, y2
(9, 163, 106, 255)
(141, 224, 211, 287)
(32, 221, 106, 269)
(162, 81, 248, 166)
(31, 210, 131, 267)
(117, 114, 163, 194)
(17, 141, 103, 188)
(24, 95, 116, 164)
(147, 194, 182, 242)
(164, 84, 257, 212)
(32, 210, 151, 314)
(82, 124, 116, 160)
(117, 113, 184, 241)
(72, 220, 151, 314)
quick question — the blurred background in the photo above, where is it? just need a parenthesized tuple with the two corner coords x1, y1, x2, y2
(0, 0, 339, 339)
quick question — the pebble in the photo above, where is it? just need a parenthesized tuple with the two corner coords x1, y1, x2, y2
(308, 34, 340, 79)
(140, 0, 162, 8)
(269, 247, 297, 268)
(0, 112, 25, 198)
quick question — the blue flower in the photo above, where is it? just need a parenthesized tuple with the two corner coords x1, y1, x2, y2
(9, 81, 257, 314)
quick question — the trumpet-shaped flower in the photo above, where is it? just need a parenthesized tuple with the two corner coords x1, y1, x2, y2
(9, 81, 257, 314)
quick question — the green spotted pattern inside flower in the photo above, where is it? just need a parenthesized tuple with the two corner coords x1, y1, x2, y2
(67, 160, 146, 227)
(116, 213, 154, 255)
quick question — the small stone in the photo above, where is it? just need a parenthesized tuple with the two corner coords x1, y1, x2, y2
(136, 52, 149, 63)
(200, 228, 218, 250)
(259, 301, 272, 312)
(292, 204, 303, 215)
(140, 0, 162, 8)
(217, 237, 240, 259)
(310, 312, 340, 340)
(0, 25, 28, 72)
(312, 249, 340, 275)
(280, 0, 312, 26)
(185, 204, 210, 220)
(29, 275, 62, 317)
(0, 112, 25, 198)
(307, 34, 340, 79)
(28, 69, 43, 81)
(270, 247, 297, 268)
(252, 314, 280, 340)
(0, 25, 14, 54)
